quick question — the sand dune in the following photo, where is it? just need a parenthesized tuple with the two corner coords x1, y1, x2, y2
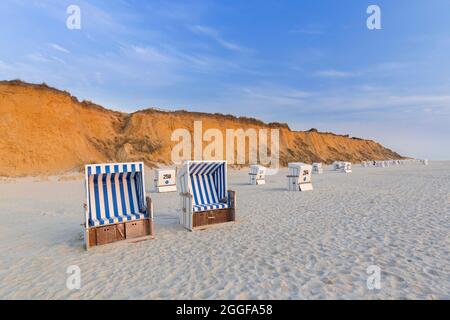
(0, 80, 402, 177)
(0, 162, 448, 299)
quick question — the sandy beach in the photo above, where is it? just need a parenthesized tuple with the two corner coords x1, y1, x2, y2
(0, 162, 449, 299)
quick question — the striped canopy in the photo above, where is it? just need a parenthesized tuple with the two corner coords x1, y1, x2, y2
(180, 161, 228, 212)
(85, 162, 148, 227)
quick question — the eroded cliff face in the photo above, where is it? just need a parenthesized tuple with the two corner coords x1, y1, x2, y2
(0, 81, 403, 176)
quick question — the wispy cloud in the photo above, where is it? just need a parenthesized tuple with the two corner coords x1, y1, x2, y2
(314, 69, 359, 78)
(51, 56, 67, 64)
(385, 94, 450, 109)
(49, 43, 70, 54)
(231, 85, 313, 110)
(0, 60, 13, 71)
(128, 45, 176, 64)
(189, 25, 247, 52)
(26, 53, 51, 63)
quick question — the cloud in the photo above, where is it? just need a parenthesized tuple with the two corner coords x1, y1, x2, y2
(51, 56, 66, 64)
(385, 94, 450, 109)
(314, 69, 359, 78)
(129, 45, 176, 64)
(26, 53, 51, 63)
(295, 89, 450, 116)
(189, 25, 247, 53)
(49, 43, 70, 54)
(232, 85, 313, 109)
(0, 60, 12, 71)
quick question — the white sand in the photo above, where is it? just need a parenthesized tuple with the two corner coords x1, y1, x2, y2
(0, 162, 449, 299)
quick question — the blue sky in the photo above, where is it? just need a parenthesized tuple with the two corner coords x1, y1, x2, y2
(1, 0, 450, 159)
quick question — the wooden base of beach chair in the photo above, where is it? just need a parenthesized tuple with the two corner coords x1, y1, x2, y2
(191, 208, 235, 230)
(86, 218, 154, 248)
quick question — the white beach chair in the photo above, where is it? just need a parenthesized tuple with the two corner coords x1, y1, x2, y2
(287, 162, 313, 191)
(312, 162, 323, 174)
(83, 162, 154, 249)
(332, 161, 341, 170)
(154, 168, 177, 193)
(342, 162, 352, 173)
(177, 160, 236, 231)
(334, 161, 352, 173)
(248, 164, 267, 185)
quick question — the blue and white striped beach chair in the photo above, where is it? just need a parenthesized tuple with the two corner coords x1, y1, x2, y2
(178, 161, 236, 231)
(83, 162, 154, 249)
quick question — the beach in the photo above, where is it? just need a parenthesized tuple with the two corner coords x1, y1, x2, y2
(0, 162, 449, 299)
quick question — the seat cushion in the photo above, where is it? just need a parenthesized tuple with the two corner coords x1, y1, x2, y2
(193, 202, 228, 212)
(89, 212, 147, 227)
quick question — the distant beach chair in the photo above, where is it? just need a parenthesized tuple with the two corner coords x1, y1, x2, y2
(312, 162, 323, 174)
(287, 162, 313, 191)
(341, 162, 352, 173)
(361, 161, 370, 168)
(248, 164, 267, 185)
(83, 162, 154, 249)
(334, 161, 352, 173)
(332, 161, 343, 170)
(154, 168, 177, 193)
(178, 160, 236, 231)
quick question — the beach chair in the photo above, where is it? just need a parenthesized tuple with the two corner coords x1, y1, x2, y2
(178, 160, 236, 231)
(312, 162, 323, 174)
(248, 164, 267, 185)
(334, 161, 352, 173)
(332, 161, 342, 170)
(83, 162, 154, 249)
(341, 162, 352, 173)
(154, 168, 177, 193)
(287, 162, 313, 191)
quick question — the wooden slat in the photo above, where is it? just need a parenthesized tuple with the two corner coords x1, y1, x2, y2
(88, 228, 97, 247)
(96, 225, 117, 245)
(125, 220, 146, 239)
(116, 223, 126, 241)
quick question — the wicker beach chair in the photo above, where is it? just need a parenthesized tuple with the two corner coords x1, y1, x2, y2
(178, 160, 236, 231)
(83, 162, 154, 249)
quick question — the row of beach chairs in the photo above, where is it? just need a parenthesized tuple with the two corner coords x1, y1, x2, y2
(83, 160, 351, 250)
(361, 159, 428, 167)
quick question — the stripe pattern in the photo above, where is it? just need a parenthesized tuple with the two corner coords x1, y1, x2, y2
(187, 161, 228, 212)
(85, 162, 148, 227)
